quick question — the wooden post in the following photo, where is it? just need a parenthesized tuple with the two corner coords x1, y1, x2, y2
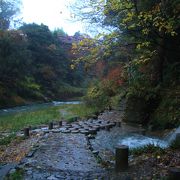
(168, 167, 180, 180)
(59, 121, 62, 127)
(49, 122, 53, 130)
(175, 133, 180, 143)
(105, 125, 110, 131)
(24, 128, 30, 137)
(115, 145, 129, 172)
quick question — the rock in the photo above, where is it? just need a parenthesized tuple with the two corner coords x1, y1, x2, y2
(47, 175, 59, 180)
(61, 130, 71, 133)
(80, 130, 89, 135)
(26, 149, 37, 158)
(92, 151, 99, 155)
(0, 163, 17, 179)
(71, 130, 80, 133)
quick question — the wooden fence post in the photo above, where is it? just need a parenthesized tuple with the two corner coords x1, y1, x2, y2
(115, 145, 129, 172)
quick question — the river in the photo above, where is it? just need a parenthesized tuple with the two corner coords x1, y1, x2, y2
(0, 101, 81, 116)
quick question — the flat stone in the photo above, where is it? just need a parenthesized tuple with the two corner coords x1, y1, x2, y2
(61, 130, 71, 133)
(47, 175, 59, 180)
(0, 163, 17, 179)
(59, 128, 67, 131)
(89, 129, 97, 135)
(43, 130, 50, 134)
(52, 129, 61, 133)
(99, 125, 106, 130)
(26, 149, 37, 158)
(92, 150, 99, 155)
(71, 130, 80, 133)
(80, 130, 89, 135)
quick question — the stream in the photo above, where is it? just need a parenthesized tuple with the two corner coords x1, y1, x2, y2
(0, 101, 80, 116)
(0, 103, 179, 150)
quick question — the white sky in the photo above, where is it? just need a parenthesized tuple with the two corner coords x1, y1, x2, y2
(21, 0, 84, 35)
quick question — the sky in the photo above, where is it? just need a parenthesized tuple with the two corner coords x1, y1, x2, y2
(21, 0, 84, 35)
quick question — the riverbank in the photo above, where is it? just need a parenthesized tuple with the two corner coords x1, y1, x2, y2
(0, 110, 179, 179)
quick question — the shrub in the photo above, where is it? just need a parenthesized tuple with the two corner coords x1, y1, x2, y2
(150, 86, 180, 129)
(84, 83, 110, 109)
(130, 144, 165, 156)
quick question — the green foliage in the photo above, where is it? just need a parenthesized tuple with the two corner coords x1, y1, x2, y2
(130, 144, 165, 156)
(84, 82, 110, 109)
(170, 138, 180, 150)
(0, 23, 86, 107)
(0, 0, 21, 30)
(0, 104, 99, 132)
(151, 87, 180, 129)
(71, 0, 180, 130)
(66, 116, 79, 123)
(67, 104, 100, 119)
(0, 106, 60, 132)
(5, 168, 24, 180)
(0, 133, 15, 145)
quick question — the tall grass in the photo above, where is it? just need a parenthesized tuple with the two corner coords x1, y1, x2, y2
(0, 106, 60, 132)
(0, 104, 99, 132)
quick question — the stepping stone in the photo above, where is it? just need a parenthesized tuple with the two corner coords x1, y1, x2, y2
(59, 128, 67, 131)
(88, 129, 97, 135)
(61, 130, 71, 133)
(71, 130, 80, 133)
(83, 127, 90, 131)
(87, 134, 95, 139)
(99, 125, 106, 130)
(109, 123, 115, 128)
(92, 150, 99, 155)
(52, 129, 61, 133)
(92, 126, 100, 131)
(80, 130, 89, 135)
(43, 130, 50, 134)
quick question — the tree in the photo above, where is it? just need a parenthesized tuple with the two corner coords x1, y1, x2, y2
(0, 0, 21, 30)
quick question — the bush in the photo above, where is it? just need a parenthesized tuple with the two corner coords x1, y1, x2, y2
(150, 86, 180, 129)
(84, 83, 110, 109)
(170, 138, 180, 150)
(130, 144, 165, 156)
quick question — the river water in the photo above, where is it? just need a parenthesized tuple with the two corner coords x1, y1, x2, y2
(0, 101, 80, 116)
(0, 102, 178, 150)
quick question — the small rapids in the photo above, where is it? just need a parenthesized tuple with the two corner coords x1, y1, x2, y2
(91, 125, 180, 152)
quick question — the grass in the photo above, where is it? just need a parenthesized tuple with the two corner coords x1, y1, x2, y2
(130, 144, 165, 156)
(0, 133, 16, 145)
(64, 104, 98, 118)
(0, 106, 60, 132)
(0, 103, 99, 132)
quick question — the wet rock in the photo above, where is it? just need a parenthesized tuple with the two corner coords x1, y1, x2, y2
(26, 149, 37, 158)
(47, 175, 59, 180)
(71, 130, 80, 133)
(92, 150, 99, 155)
(0, 163, 17, 179)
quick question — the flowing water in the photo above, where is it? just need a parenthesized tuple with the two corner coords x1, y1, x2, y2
(91, 127, 169, 153)
(0, 102, 178, 150)
(0, 101, 81, 116)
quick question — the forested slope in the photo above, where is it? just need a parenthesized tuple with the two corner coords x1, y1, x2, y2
(0, 23, 86, 108)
